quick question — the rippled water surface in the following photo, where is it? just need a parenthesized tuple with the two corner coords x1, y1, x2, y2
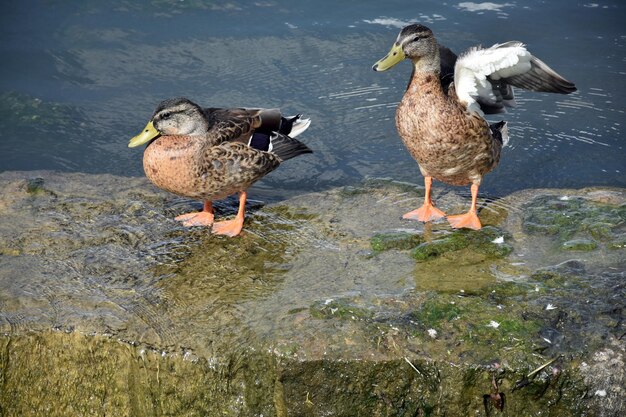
(1, 0, 624, 200)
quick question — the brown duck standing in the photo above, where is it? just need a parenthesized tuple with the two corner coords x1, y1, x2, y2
(129, 97, 311, 237)
(373, 24, 576, 229)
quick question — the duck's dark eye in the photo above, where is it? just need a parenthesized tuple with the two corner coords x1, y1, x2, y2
(412, 35, 424, 42)
(161, 112, 172, 119)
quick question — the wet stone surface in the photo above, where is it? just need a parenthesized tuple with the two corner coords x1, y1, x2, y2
(0, 171, 624, 416)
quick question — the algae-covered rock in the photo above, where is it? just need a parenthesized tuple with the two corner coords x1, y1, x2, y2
(370, 231, 423, 252)
(412, 226, 513, 262)
(607, 235, 626, 249)
(522, 194, 625, 251)
(0, 172, 624, 416)
(310, 298, 374, 321)
(25, 177, 45, 194)
(562, 238, 598, 251)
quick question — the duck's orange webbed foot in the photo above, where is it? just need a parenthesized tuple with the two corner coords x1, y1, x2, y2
(447, 183, 482, 230)
(175, 201, 214, 227)
(176, 211, 215, 227)
(403, 175, 446, 222)
(211, 218, 245, 237)
(211, 191, 247, 237)
(447, 211, 482, 230)
(403, 203, 446, 222)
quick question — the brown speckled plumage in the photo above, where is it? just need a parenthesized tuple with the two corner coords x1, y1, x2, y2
(129, 97, 311, 236)
(396, 72, 501, 186)
(143, 136, 281, 201)
(136, 99, 311, 201)
(373, 23, 575, 229)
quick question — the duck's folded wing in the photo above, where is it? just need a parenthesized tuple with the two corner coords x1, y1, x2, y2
(203, 108, 264, 144)
(454, 41, 576, 115)
(199, 142, 281, 190)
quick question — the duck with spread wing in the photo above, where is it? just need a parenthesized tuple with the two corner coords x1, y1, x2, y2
(373, 24, 576, 230)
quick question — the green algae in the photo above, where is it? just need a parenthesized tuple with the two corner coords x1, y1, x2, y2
(412, 226, 513, 262)
(530, 270, 589, 291)
(607, 235, 626, 249)
(1, 331, 592, 417)
(370, 231, 424, 252)
(0, 332, 277, 417)
(475, 280, 533, 299)
(522, 195, 625, 250)
(25, 177, 46, 195)
(408, 290, 542, 357)
(409, 297, 461, 330)
(412, 236, 467, 261)
(562, 238, 598, 251)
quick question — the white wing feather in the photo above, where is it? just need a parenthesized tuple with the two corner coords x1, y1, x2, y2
(454, 42, 531, 115)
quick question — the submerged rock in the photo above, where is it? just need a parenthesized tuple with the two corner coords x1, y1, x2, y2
(562, 238, 598, 251)
(411, 226, 513, 262)
(370, 231, 424, 252)
(522, 193, 625, 252)
(0, 171, 624, 416)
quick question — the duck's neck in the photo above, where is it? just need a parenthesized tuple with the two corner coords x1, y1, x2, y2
(406, 52, 444, 94)
(406, 66, 444, 97)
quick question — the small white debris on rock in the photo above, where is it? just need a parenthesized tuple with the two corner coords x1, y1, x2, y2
(559, 196, 570, 201)
(427, 329, 438, 338)
(594, 389, 607, 397)
(492, 236, 505, 244)
(488, 320, 500, 328)
(546, 304, 557, 310)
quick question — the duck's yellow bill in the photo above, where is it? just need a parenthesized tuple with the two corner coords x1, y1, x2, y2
(128, 121, 159, 148)
(372, 43, 405, 71)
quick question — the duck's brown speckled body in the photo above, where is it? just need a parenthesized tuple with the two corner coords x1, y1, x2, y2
(143, 136, 280, 201)
(396, 72, 500, 187)
(129, 98, 311, 236)
(374, 24, 576, 229)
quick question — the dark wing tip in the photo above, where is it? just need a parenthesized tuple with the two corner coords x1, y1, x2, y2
(270, 133, 312, 162)
(505, 56, 577, 95)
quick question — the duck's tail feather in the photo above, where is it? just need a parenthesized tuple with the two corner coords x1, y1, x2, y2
(269, 132, 313, 162)
(280, 114, 311, 138)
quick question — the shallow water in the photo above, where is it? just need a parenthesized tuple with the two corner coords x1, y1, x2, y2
(1, 170, 624, 414)
(0, 0, 624, 201)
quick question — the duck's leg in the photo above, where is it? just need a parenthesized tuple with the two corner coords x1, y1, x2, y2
(212, 191, 247, 237)
(175, 200, 215, 227)
(403, 176, 446, 222)
(447, 183, 482, 230)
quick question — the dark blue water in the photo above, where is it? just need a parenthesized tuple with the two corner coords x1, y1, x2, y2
(1, 0, 624, 200)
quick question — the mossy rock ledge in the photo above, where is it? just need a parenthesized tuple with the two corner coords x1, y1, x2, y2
(0, 172, 624, 416)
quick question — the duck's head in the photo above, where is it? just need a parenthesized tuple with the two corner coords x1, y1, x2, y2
(128, 97, 208, 147)
(372, 24, 438, 72)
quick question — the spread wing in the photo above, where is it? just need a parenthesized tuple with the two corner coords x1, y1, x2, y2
(453, 41, 577, 115)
